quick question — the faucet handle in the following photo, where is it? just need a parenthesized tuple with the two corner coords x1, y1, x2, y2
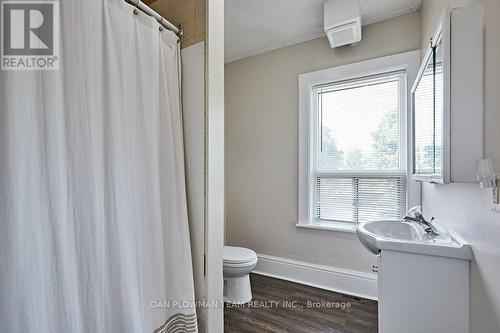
(408, 206, 423, 217)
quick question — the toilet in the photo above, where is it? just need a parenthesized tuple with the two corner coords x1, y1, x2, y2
(222, 246, 258, 304)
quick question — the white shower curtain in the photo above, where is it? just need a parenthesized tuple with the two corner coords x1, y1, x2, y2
(0, 0, 197, 332)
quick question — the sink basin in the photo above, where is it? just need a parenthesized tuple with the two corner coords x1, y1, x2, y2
(356, 220, 471, 260)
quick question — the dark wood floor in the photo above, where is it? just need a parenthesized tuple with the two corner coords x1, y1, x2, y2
(224, 274, 378, 333)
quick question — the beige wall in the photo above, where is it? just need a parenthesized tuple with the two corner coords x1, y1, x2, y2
(420, 1, 500, 332)
(151, 0, 206, 48)
(224, 11, 421, 273)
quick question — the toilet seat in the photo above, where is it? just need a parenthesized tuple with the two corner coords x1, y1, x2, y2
(223, 246, 257, 267)
(224, 258, 258, 268)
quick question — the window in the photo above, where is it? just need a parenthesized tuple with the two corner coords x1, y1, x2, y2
(298, 52, 420, 232)
(312, 72, 406, 224)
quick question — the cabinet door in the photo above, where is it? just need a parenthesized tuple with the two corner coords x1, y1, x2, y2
(377, 254, 383, 332)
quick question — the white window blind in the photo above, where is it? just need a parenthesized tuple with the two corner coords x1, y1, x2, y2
(311, 71, 407, 224)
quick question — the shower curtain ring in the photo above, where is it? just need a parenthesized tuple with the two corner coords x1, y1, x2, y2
(133, 9, 139, 15)
(159, 26, 164, 31)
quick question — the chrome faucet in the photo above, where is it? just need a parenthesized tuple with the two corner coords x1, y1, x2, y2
(403, 206, 439, 235)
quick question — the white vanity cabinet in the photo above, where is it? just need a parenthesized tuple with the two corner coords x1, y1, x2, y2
(356, 219, 472, 332)
(411, 3, 484, 183)
(377, 249, 470, 333)
(356, 219, 472, 333)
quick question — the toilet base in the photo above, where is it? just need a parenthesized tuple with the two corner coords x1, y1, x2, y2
(223, 274, 252, 304)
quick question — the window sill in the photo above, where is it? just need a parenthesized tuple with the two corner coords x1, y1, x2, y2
(296, 222, 358, 234)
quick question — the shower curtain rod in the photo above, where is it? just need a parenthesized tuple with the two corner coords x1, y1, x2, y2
(125, 0, 182, 39)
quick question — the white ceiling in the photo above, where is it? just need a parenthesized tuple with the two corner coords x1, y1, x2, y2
(224, 0, 422, 63)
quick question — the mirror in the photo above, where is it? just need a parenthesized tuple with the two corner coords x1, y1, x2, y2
(434, 35, 444, 175)
(413, 44, 435, 175)
(412, 31, 444, 181)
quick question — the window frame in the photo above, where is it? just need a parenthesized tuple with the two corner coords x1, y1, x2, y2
(297, 51, 422, 233)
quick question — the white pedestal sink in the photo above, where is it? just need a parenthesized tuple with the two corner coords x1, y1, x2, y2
(356, 220, 471, 333)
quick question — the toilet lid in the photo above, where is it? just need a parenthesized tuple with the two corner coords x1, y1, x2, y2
(223, 246, 257, 264)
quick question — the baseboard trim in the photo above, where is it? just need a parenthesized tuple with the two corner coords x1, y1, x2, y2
(253, 254, 378, 301)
